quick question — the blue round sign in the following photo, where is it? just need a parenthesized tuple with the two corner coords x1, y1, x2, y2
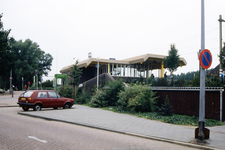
(199, 49, 212, 69)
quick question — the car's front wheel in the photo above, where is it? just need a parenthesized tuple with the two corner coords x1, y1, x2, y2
(22, 107, 29, 111)
(63, 103, 70, 109)
(33, 104, 42, 111)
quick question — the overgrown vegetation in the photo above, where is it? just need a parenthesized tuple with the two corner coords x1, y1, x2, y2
(58, 86, 72, 98)
(102, 106, 223, 127)
(76, 87, 91, 104)
(117, 84, 157, 112)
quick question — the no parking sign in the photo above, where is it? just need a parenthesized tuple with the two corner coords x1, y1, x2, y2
(199, 49, 212, 69)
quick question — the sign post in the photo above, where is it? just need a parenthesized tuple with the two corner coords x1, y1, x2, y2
(35, 70, 38, 90)
(199, 0, 206, 142)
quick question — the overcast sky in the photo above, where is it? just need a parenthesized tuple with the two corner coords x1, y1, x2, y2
(1, 0, 225, 80)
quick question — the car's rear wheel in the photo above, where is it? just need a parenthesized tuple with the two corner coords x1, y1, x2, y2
(63, 103, 70, 109)
(22, 107, 29, 111)
(33, 104, 42, 111)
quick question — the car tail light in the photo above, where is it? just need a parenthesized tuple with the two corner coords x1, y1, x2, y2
(28, 98, 32, 101)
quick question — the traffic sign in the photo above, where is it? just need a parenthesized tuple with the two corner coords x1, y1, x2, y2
(35, 70, 38, 76)
(199, 49, 212, 69)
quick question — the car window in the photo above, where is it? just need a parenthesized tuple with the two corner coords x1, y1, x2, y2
(37, 92, 48, 98)
(48, 92, 60, 98)
(21, 91, 34, 97)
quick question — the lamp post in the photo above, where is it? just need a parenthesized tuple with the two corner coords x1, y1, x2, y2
(97, 58, 100, 91)
(71, 58, 75, 64)
(219, 15, 225, 76)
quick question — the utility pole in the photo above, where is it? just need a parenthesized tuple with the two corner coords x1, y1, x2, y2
(35, 70, 38, 90)
(22, 77, 24, 90)
(10, 69, 13, 97)
(199, 0, 205, 142)
(219, 15, 225, 76)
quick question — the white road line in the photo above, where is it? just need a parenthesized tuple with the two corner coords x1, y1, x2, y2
(28, 136, 47, 143)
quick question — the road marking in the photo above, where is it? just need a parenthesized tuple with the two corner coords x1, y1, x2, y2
(28, 136, 47, 143)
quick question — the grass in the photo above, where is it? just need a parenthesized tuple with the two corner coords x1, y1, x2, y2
(102, 106, 224, 127)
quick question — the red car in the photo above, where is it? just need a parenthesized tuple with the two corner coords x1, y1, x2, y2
(17, 90, 74, 111)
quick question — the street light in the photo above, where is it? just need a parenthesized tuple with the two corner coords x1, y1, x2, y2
(218, 15, 225, 76)
(96, 57, 100, 91)
(71, 58, 75, 64)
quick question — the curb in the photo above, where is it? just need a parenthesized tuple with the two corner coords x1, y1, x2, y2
(0, 105, 18, 108)
(17, 112, 221, 150)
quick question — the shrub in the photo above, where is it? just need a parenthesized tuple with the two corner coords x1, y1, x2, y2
(156, 95, 173, 116)
(104, 79, 125, 106)
(155, 78, 168, 86)
(58, 86, 73, 98)
(90, 90, 108, 107)
(76, 91, 91, 104)
(117, 84, 157, 112)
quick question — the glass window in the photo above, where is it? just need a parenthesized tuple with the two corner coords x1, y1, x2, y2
(48, 92, 60, 98)
(20, 91, 34, 97)
(37, 92, 48, 98)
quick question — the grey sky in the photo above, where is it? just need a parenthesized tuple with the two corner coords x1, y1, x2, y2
(1, 0, 225, 80)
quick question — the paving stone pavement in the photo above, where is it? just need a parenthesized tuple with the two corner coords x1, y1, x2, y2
(1, 91, 225, 150)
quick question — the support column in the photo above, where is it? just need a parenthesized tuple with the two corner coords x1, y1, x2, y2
(108, 63, 110, 74)
(161, 61, 164, 78)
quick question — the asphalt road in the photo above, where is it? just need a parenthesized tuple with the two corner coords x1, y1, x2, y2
(0, 107, 199, 150)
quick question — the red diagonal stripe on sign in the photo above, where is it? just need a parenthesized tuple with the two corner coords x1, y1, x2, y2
(203, 52, 210, 65)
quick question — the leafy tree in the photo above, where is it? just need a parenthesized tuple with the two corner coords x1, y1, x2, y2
(219, 43, 225, 68)
(42, 80, 53, 88)
(69, 60, 82, 99)
(10, 39, 53, 90)
(0, 14, 14, 88)
(163, 44, 180, 86)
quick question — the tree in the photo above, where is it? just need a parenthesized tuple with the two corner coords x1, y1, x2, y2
(219, 43, 225, 68)
(10, 39, 53, 90)
(69, 60, 82, 99)
(0, 14, 14, 88)
(42, 80, 53, 88)
(163, 44, 180, 86)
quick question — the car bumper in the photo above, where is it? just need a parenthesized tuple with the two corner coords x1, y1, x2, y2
(17, 102, 34, 106)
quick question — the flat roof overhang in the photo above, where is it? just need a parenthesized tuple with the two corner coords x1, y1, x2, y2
(60, 53, 187, 73)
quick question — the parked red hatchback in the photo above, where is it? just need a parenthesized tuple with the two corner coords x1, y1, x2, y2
(17, 90, 74, 111)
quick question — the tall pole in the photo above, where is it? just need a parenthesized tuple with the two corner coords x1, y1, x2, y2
(199, 0, 205, 142)
(10, 69, 13, 97)
(97, 60, 99, 91)
(219, 15, 225, 76)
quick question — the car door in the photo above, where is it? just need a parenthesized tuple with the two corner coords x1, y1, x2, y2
(48, 91, 64, 107)
(36, 91, 50, 107)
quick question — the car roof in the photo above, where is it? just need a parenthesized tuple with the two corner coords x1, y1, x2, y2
(28, 90, 56, 92)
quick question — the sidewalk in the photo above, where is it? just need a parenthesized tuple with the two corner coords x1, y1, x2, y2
(1, 92, 225, 150)
(0, 91, 23, 107)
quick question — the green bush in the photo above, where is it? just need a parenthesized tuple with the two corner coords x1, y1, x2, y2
(156, 95, 173, 116)
(155, 78, 168, 86)
(117, 84, 157, 112)
(76, 91, 91, 104)
(58, 86, 73, 98)
(104, 79, 125, 106)
(90, 90, 108, 107)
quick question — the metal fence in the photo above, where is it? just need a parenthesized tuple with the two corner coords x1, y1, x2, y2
(152, 87, 224, 121)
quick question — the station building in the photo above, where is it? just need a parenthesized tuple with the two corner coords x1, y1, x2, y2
(60, 53, 187, 89)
